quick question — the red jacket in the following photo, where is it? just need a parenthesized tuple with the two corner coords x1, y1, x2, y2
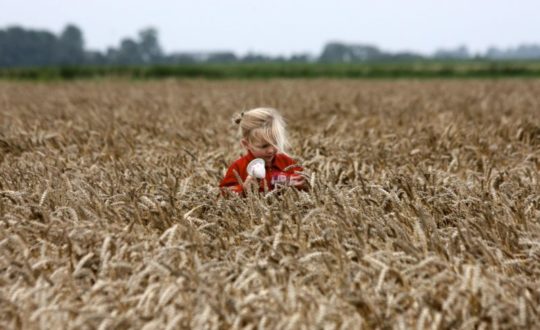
(220, 151, 303, 195)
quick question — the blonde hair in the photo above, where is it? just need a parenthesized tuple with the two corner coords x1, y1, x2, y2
(234, 107, 289, 152)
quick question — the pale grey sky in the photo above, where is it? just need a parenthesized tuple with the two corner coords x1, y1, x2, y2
(1, 0, 538, 56)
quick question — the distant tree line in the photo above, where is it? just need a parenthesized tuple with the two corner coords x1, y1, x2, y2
(1, 24, 540, 68)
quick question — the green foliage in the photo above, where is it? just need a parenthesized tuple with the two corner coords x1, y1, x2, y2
(2, 61, 540, 80)
(0, 25, 165, 68)
(3, 25, 540, 70)
(58, 25, 85, 65)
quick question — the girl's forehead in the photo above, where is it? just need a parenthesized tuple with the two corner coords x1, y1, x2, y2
(250, 135, 275, 146)
(250, 137, 269, 145)
(249, 130, 276, 145)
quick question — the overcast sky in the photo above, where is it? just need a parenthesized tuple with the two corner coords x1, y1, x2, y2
(1, 0, 539, 56)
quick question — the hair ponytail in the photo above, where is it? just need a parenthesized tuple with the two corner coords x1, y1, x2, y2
(232, 112, 244, 125)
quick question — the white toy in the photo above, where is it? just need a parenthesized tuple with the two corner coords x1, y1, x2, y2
(247, 158, 266, 179)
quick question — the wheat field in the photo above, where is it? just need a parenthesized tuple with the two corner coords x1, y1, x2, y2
(1, 79, 539, 329)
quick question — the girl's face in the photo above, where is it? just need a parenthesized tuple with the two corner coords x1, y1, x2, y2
(243, 138, 278, 167)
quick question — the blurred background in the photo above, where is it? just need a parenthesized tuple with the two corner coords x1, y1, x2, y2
(1, 0, 540, 76)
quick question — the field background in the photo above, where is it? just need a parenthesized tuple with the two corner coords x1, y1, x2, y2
(2, 61, 540, 80)
(1, 79, 539, 329)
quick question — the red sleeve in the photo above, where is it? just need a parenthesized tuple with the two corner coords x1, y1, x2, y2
(281, 154, 304, 173)
(219, 162, 244, 195)
(279, 154, 308, 191)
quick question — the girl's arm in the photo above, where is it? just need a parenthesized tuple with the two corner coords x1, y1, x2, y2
(283, 157, 309, 191)
(220, 164, 258, 195)
(220, 165, 244, 194)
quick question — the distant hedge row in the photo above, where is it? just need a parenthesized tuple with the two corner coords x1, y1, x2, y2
(2, 62, 540, 80)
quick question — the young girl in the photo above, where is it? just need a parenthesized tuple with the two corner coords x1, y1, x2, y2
(220, 107, 306, 195)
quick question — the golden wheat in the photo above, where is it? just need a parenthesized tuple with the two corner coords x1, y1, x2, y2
(0, 79, 539, 329)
